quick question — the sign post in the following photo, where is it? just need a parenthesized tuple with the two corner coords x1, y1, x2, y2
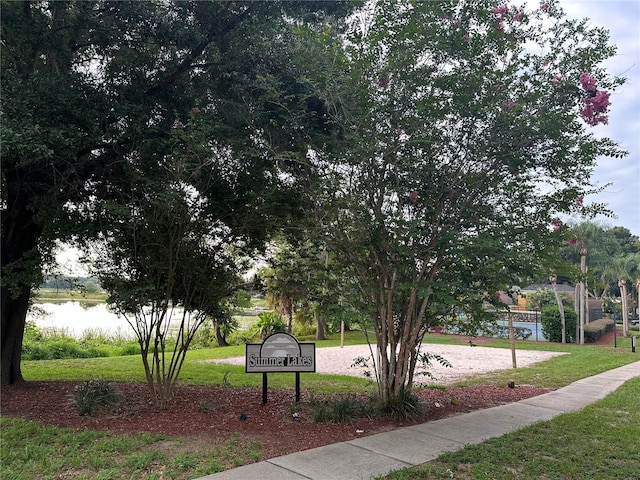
(246, 332, 316, 404)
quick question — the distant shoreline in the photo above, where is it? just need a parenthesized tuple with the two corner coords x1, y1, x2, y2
(34, 289, 108, 303)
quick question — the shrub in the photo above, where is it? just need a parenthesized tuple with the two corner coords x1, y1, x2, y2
(328, 396, 368, 423)
(190, 323, 218, 349)
(310, 394, 374, 423)
(73, 380, 122, 416)
(541, 306, 577, 343)
(227, 330, 256, 345)
(252, 312, 287, 340)
(379, 387, 423, 421)
(115, 344, 141, 356)
(584, 318, 615, 343)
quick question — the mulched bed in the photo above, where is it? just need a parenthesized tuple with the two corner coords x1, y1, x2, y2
(1, 381, 553, 460)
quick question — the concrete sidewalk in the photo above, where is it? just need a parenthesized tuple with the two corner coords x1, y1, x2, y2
(194, 361, 640, 480)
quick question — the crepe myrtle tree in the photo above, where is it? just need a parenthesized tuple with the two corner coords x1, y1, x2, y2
(82, 82, 326, 408)
(87, 171, 244, 409)
(310, 0, 626, 403)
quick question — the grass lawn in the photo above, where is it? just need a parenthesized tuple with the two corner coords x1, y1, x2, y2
(2, 332, 639, 479)
(381, 375, 640, 479)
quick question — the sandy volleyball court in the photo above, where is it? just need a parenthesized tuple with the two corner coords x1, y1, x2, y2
(210, 343, 566, 384)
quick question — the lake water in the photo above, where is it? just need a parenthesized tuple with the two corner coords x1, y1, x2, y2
(28, 302, 136, 339)
(28, 301, 257, 339)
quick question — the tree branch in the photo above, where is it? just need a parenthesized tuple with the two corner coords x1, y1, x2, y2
(144, 4, 253, 97)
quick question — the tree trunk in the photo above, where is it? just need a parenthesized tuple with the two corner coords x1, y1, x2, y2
(574, 284, 580, 342)
(374, 281, 426, 404)
(286, 299, 293, 334)
(619, 279, 629, 336)
(0, 286, 30, 385)
(315, 311, 326, 340)
(1, 200, 43, 385)
(636, 279, 640, 326)
(578, 243, 587, 344)
(215, 325, 229, 347)
(550, 274, 566, 343)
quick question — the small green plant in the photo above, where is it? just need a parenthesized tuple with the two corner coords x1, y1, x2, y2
(425, 384, 447, 391)
(351, 355, 375, 381)
(309, 394, 373, 423)
(220, 371, 232, 388)
(228, 330, 256, 345)
(415, 351, 452, 381)
(311, 402, 331, 423)
(252, 311, 287, 340)
(380, 387, 423, 421)
(73, 380, 122, 416)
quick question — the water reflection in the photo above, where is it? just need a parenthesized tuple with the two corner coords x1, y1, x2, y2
(28, 302, 134, 339)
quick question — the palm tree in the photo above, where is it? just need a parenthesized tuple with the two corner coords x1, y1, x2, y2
(550, 274, 567, 343)
(563, 222, 620, 343)
(602, 254, 639, 336)
(636, 277, 640, 325)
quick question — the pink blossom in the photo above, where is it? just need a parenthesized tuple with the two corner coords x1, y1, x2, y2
(576, 195, 584, 206)
(409, 191, 419, 203)
(540, 3, 549, 11)
(514, 11, 524, 22)
(551, 218, 562, 231)
(454, 17, 461, 25)
(492, 5, 508, 15)
(592, 90, 610, 109)
(579, 72, 597, 92)
(502, 100, 518, 110)
(552, 74, 562, 86)
(191, 107, 201, 114)
(396, 128, 404, 136)
(568, 236, 578, 245)
(580, 90, 610, 126)
(463, 34, 471, 42)
(491, 4, 508, 30)
(172, 119, 183, 128)
(378, 75, 389, 89)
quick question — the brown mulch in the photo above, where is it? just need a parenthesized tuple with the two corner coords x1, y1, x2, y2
(1, 381, 552, 461)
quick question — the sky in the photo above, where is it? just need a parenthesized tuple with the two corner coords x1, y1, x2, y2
(559, 0, 640, 237)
